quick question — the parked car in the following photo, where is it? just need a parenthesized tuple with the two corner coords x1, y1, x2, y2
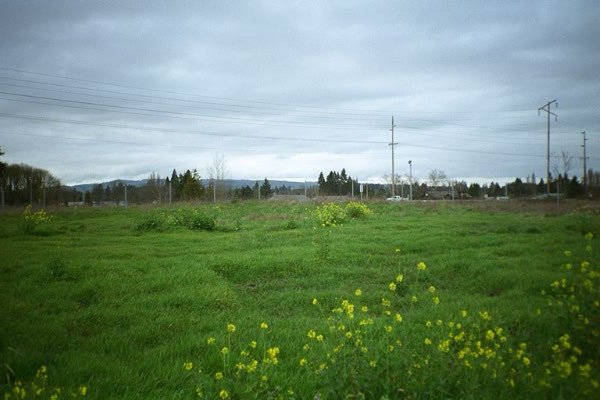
(386, 195, 408, 201)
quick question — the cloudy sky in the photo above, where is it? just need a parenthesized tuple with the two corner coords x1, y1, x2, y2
(0, 1, 598, 186)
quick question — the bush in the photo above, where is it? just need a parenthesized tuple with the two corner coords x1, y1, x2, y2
(345, 201, 373, 219)
(314, 202, 346, 227)
(135, 208, 215, 232)
(186, 209, 215, 231)
(21, 205, 53, 234)
(133, 213, 164, 231)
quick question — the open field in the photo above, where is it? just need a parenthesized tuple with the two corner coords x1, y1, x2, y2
(1, 201, 598, 399)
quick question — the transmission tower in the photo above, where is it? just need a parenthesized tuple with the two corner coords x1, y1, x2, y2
(581, 131, 588, 195)
(538, 100, 557, 195)
(389, 116, 398, 197)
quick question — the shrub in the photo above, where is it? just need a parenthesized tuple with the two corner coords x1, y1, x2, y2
(345, 201, 373, 219)
(314, 202, 346, 227)
(21, 205, 53, 234)
(132, 213, 164, 231)
(186, 209, 215, 231)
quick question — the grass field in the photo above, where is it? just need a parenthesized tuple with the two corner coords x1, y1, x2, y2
(0, 201, 598, 399)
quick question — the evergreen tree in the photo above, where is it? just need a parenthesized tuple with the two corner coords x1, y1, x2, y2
(180, 169, 204, 200)
(260, 178, 272, 198)
(317, 172, 326, 195)
(171, 169, 181, 200)
(468, 183, 481, 198)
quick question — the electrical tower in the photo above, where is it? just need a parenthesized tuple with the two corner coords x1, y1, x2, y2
(538, 100, 557, 195)
(581, 131, 588, 195)
(389, 116, 398, 197)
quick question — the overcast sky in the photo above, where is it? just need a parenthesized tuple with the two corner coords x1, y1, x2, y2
(0, 1, 598, 185)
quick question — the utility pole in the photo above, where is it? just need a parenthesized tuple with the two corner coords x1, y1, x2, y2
(538, 100, 557, 196)
(124, 184, 128, 207)
(581, 131, 588, 195)
(389, 116, 398, 197)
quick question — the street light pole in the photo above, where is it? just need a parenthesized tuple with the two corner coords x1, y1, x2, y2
(408, 160, 413, 201)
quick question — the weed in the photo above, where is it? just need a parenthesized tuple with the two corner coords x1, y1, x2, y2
(21, 205, 53, 234)
(313, 202, 346, 227)
(345, 201, 373, 219)
(3, 365, 88, 399)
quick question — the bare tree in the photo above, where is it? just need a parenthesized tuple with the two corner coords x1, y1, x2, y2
(146, 172, 166, 202)
(560, 150, 574, 177)
(207, 153, 229, 201)
(428, 169, 447, 188)
(551, 151, 575, 178)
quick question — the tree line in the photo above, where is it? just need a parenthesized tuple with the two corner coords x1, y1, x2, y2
(1, 147, 599, 208)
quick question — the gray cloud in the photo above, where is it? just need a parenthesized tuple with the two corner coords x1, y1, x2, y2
(0, 1, 598, 185)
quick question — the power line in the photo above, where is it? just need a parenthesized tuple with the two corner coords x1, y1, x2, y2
(0, 67, 541, 116)
(0, 92, 383, 130)
(0, 112, 385, 144)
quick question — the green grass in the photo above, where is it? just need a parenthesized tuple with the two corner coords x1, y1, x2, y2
(0, 201, 598, 399)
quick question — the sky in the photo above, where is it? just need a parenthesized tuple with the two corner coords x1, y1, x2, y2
(0, 0, 598, 186)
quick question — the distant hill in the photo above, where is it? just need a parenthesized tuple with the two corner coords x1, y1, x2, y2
(71, 179, 316, 192)
(71, 179, 147, 193)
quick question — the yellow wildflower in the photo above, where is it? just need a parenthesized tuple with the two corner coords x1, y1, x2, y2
(299, 358, 307, 366)
(354, 288, 362, 296)
(312, 298, 318, 305)
(221, 347, 229, 355)
(219, 389, 229, 399)
(424, 338, 432, 345)
(215, 372, 223, 380)
(428, 285, 436, 293)
(395, 313, 403, 322)
(227, 324, 236, 333)
(389, 282, 397, 291)
(260, 322, 268, 329)
(396, 274, 404, 282)
(183, 362, 193, 371)
(417, 261, 427, 271)
(207, 337, 216, 345)
(411, 295, 418, 303)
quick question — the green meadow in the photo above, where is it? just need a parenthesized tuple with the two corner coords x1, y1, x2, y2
(0, 201, 598, 399)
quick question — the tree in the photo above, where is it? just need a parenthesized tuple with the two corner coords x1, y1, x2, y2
(428, 169, 447, 188)
(91, 184, 104, 205)
(468, 183, 481, 198)
(207, 153, 229, 201)
(0, 146, 6, 178)
(180, 169, 204, 200)
(317, 172, 326, 195)
(146, 172, 166, 203)
(170, 169, 182, 201)
(260, 178, 272, 198)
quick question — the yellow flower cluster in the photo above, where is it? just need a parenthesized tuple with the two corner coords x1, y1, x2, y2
(5, 366, 87, 400)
